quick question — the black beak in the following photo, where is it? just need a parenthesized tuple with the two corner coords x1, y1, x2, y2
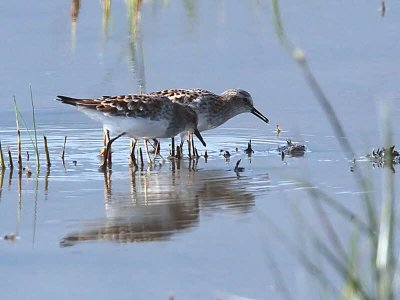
(194, 129, 206, 147)
(251, 107, 269, 124)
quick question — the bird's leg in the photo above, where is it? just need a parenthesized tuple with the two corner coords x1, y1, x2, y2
(139, 147, 144, 169)
(154, 141, 166, 163)
(179, 132, 186, 156)
(144, 139, 152, 164)
(151, 139, 165, 162)
(171, 137, 175, 158)
(101, 132, 126, 170)
(101, 128, 110, 159)
(103, 128, 108, 147)
(187, 131, 192, 159)
(129, 138, 137, 167)
(150, 138, 159, 154)
(176, 145, 182, 160)
(191, 132, 197, 158)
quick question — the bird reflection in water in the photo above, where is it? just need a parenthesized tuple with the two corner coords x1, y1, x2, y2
(60, 161, 263, 247)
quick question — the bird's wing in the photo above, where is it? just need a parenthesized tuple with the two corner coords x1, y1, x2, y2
(57, 94, 171, 118)
(149, 89, 215, 104)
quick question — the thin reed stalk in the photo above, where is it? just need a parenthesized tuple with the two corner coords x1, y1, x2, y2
(8, 165, 13, 187)
(0, 141, 5, 169)
(7, 146, 13, 168)
(30, 85, 40, 171)
(13, 96, 22, 170)
(270, 1, 396, 298)
(16, 129, 22, 169)
(44, 136, 51, 168)
(376, 103, 395, 300)
(45, 168, 50, 196)
(17, 166, 22, 218)
(271, 2, 377, 243)
(0, 167, 4, 199)
(13, 93, 40, 172)
(61, 136, 67, 161)
(102, 0, 111, 36)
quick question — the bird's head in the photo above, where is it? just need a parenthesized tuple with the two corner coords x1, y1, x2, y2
(221, 89, 269, 124)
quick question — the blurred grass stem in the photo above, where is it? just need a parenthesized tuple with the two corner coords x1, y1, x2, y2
(30, 85, 40, 172)
(61, 136, 67, 161)
(0, 141, 5, 169)
(7, 146, 13, 168)
(376, 102, 395, 300)
(13, 96, 23, 170)
(271, 0, 395, 298)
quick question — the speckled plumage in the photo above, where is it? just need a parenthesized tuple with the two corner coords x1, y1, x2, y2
(149, 88, 269, 132)
(56, 94, 203, 140)
(150, 88, 215, 104)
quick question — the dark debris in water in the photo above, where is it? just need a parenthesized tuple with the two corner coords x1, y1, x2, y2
(234, 159, 245, 178)
(219, 150, 231, 161)
(223, 151, 231, 159)
(277, 139, 306, 157)
(366, 145, 399, 172)
(234, 159, 245, 173)
(244, 140, 254, 156)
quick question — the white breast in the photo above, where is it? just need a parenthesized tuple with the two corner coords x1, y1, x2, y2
(79, 108, 171, 138)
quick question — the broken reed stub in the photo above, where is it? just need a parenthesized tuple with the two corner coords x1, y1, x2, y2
(44, 136, 51, 168)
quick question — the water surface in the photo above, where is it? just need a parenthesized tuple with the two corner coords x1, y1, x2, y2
(1, 1, 400, 299)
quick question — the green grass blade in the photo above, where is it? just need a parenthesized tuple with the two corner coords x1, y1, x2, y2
(13, 97, 36, 163)
(29, 85, 40, 171)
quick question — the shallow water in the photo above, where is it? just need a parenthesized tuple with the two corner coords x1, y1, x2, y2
(1, 1, 400, 299)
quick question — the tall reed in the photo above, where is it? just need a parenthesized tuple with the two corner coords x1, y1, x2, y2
(61, 136, 67, 161)
(270, 1, 396, 298)
(0, 141, 5, 169)
(30, 85, 40, 171)
(13, 96, 23, 170)
(13, 89, 40, 173)
(44, 136, 51, 168)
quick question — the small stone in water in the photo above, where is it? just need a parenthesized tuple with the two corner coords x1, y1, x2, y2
(4, 233, 17, 241)
(223, 151, 231, 158)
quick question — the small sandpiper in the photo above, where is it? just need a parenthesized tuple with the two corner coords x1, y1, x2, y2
(150, 88, 269, 132)
(149, 88, 269, 154)
(56, 94, 206, 166)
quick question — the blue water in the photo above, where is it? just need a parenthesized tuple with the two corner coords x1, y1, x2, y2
(0, 1, 400, 299)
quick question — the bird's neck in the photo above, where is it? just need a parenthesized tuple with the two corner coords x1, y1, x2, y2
(220, 99, 242, 119)
(205, 100, 242, 129)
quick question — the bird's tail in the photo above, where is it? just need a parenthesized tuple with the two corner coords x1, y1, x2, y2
(56, 96, 98, 108)
(56, 96, 83, 106)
